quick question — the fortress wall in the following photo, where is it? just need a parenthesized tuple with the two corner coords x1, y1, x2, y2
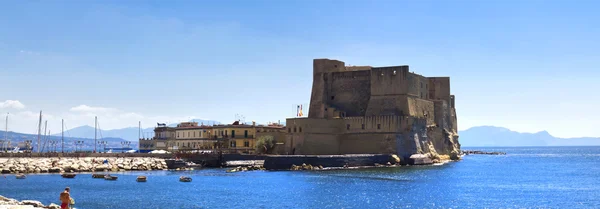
(428, 77, 451, 105)
(407, 73, 430, 99)
(342, 116, 404, 133)
(407, 97, 435, 125)
(310, 59, 346, 118)
(364, 95, 410, 116)
(370, 66, 410, 96)
(329, 70, 371, 116)
(338, 133, 398, 154)
(433, 100, 449, 130)
(294, 134, 340, 155)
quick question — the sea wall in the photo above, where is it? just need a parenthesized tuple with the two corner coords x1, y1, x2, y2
(263, 154, 398, 170)
(0, 157, 167, 174)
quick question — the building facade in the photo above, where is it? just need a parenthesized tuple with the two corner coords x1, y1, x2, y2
(139, 121, 286, 154)
(285, 59, 460, 160)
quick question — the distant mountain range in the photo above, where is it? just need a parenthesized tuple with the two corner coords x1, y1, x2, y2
(55, 119, 220, 141)
(459, 126, 600, 147)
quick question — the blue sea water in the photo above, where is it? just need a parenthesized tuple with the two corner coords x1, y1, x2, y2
(2, 147, 600, 208)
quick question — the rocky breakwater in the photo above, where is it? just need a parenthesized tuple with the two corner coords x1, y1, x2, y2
(0, 195, 60, 209)
(462, 150, 506, 155)
(0, 157, 167, 174)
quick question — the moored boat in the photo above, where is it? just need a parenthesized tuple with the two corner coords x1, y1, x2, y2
(16, 174, 26, 179)
(92, 174, 106, 178)
(104, 175, 118, 180)
(179, 176, 192, 182)
(136, 176, 147, 182)
(61, 173, 76, 178)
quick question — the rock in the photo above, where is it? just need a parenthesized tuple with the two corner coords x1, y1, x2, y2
(391, 154, 401, 164)
(20, 200, 44, 208)
(450, 150, 461, 160)
(48, 203, 61, 209)
(409, 154, 434, 165)
(48, 167, 61, 173)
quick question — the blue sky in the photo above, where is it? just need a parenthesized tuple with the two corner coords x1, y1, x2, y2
(0, 0, 598, 138)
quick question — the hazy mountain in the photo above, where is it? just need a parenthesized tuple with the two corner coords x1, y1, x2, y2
(60, 119, 220, 141)
(459, 126, 600, 147)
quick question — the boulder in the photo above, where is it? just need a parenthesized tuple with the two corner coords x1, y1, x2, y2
(48, 167, 61, 173)
(20, 200, 44, 208)
(48, 203, 61, 209)
(409, 154, 434, 165)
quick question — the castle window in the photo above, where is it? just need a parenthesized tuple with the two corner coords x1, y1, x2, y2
(244, 141, 250, 147)
(299, 127, 302, 132)
(377, 124, 381, 129)
(331, 96, 335, 100)
(346, 124, 350, 130)
(288, 128, 291, 133)
(294, 127, 297, 132)
(244, 130, 248, 138)
(361, 124, 365, 129)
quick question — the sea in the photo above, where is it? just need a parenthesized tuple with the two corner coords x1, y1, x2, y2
(2, 147, 600, 209)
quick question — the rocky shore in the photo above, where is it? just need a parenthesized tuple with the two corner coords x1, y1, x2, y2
(0, 195, 59, 209)
(0, 157, 167, 174)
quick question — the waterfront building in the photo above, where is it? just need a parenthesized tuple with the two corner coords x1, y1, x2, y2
(139, 121, 286, 154)
(285, 59, 461, 160)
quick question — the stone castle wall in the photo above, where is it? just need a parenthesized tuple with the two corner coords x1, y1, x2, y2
(289, 58, 460, 163)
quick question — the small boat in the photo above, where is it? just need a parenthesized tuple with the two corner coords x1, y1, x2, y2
(61, 173, 76, 178)
(136, 176, 147, 182)
(92, 174, 106, 178)
(16, 174, 26, 179)
(104, 175, 118, 180)
(179, 176, 192, 182)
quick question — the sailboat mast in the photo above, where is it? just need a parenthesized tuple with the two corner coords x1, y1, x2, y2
(61, 119, 64, 153)
(94, 116, 97, 153)
(41, 121, 47, 153)
(37, 111, 42, 153)
(4, 113, 7, 152)
(138, 121, 141, 139)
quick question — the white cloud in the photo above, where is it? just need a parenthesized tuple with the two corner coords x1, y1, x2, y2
(69, 105, 116, 113)
(0, 100, 26, 109)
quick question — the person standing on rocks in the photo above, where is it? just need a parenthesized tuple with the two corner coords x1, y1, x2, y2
(59, 187, 71, 209)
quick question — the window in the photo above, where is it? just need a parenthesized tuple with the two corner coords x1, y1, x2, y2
(244, 141, 250, 147)
(346, 124, 350, 130)
(193, 132, 196, 137)
(187, 132, 190, 137)
(420, 92, 423, 98)
(231, 130, 235, 138)
(331, 96, 335, 100)
(377, 124, 381, 129)
(361, 124, 365, 129)
(294, 127, 297, 132)
(244, 130, 248, 138)
(187, 142, 190, 147)
(421, 82, 423, 88)
(177, 133, 179, 138)
(230, 141, 236, 148)
(299, 127, 302, 132)
(288, 128, 291, 133)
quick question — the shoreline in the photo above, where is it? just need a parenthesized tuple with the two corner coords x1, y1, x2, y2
(0, 195, 58, 209)
(1, 157, 167, 174)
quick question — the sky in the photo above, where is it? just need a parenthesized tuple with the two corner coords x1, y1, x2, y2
(0, 0, 599, 138)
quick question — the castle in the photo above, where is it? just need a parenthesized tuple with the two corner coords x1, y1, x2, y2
(285, 59, 461, 161)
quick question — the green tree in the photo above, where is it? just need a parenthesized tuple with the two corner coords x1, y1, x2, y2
(255, 135, 275, 154)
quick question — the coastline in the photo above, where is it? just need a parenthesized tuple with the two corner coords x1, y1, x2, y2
(0, 195, 58, 209)
(0, 157, 167, 174)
